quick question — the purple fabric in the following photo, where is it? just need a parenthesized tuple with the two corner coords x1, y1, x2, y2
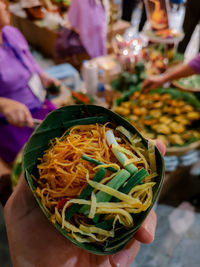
(0, 100, 55, 163)
(68, 0, 107, 58)
(0, 26, 56, 163)
(188, 53, 200, 74)
(0, 26, 43, 110)
(55, 28, 86, 57)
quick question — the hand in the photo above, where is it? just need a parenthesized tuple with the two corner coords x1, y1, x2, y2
(39, 72, 61, 89)
(142, 75, 166, 93)
(4, 140, 165, 267)
(1, 98, 33, 128)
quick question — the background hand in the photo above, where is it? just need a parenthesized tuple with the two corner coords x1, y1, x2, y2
(2, 99, 33, 128)
(142, 76, 165, 93)
(40, 72, 61, 89)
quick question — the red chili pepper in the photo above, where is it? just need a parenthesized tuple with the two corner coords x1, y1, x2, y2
(57, 198, 68, 209)
(72, 92, 90, 104)
(109, 144, 112, 149)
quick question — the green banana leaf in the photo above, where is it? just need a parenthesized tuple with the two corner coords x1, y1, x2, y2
(23, 105, 164, 255)
(11, 150, 23, 188)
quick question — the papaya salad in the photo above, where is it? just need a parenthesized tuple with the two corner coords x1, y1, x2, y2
(35, 123, 158, 244)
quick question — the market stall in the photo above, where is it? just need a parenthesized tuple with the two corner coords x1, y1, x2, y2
(10, 0, 130, 66)
(7, 0, 200, 201)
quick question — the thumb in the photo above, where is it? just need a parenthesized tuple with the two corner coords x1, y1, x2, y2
(142, 80, 153, 93)
(109, 239, 140, 267)
(134, 209, 157, 244)
(25, 109, 34, 128)
(155, 139, 166, 156)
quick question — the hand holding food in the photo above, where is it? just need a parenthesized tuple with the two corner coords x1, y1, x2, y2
(4, 176, 158, 267)
(22, 105, 164, 254)
(142, 76, 166, 93)
(0, 97, 33, 128)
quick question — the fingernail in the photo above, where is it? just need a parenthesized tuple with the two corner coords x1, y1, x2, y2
(111, 250, 129, 267)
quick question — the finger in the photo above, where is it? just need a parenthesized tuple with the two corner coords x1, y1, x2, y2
(6, 113, 16, 126)
(142, 82, 153, 93)
(59, 85, 65, 94)
(7, 112, 23, 127)
(54, 79, 61, 86)
(155, 139, 166, 156)
(149, 139, 166, 156)
(134, 209, 157, 244)
(109, 239, 140, 267)
(17, 110, 27, 127)
(24, 109, 34, 128)
(141, 80, 151, 91)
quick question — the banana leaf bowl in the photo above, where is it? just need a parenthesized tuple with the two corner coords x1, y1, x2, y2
(113, 88, 200, 156)
(23, 105, 164, 255)
(172, 75, 200, 93)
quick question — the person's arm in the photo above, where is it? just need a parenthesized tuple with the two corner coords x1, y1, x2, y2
(0, 97, 33, 128)
(142, 63, 195, 93)
(162, 63, 196, 81)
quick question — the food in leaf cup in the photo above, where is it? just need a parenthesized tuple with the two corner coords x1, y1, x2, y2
(23, 105, 164, 255)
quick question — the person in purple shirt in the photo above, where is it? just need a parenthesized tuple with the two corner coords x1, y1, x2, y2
(142, 53, 200, 92)
(0, 1, 59, 164)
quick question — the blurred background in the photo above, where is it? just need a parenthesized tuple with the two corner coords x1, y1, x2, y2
(1, 1, 200, 266)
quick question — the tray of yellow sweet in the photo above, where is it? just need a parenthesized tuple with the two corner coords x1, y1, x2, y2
(113, 88, 200, 156)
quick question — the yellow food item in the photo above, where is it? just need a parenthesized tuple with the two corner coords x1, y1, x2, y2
(131, 92, 140, 100)
(182, 131, 193, 141)
(159, 116, 172, 125)
(193, 130, 200, 138)
(170, 122, 185, 134)
(160, 94, 171, 100)
(151, 94, 160, 101)
(169, 134, 184, 145)
(115, 106, 130, 116)
(149, 109, 162, 118)
(128, 115, 139, 121)
(152, 102, 163, 108)
(170, 100, 180, 107)
(173, 108, 182, 115)
(133, 107, 147, 116)
(141, 131, 155, 140)
(174, 116, 190, 125)
(187, 111, 200, 120)
(143, 119, 157, 126)
(121, 101, 132, 109)
(152, 124, 171, 135)
(163, 106, 174, 114)
(176, 100, 185, 107)
(182, 105, 194, 113)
